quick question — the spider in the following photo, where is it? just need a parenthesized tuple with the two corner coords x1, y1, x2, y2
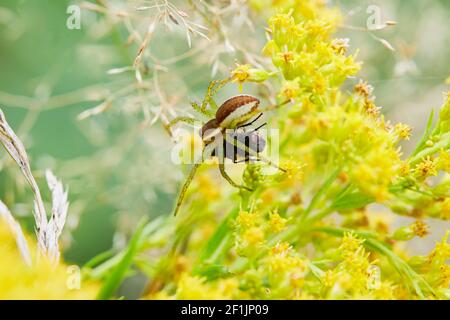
(167, 79, 287, 216)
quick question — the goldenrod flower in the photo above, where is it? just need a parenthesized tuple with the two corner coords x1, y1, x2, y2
(414, 156, 438, 179)
(268, 210, 287, 233)
(394, 123, 413, 140)
(331, 38, 350, 55)
(231, 64, 271, 90)
(354, 80, 373, 98)
(0, 221, 98, 299)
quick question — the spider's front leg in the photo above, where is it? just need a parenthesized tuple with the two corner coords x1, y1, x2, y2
(164, 116, 197, 137)
(173, 161, 202, 216)
(192, 78, 232, 117)
(260, 99, 291, 112)
(172, 143, 217, 216)
(224, 134, 286, 173)
(190, 101, 215, 118)
(216, 135, 253, 192)
(218, 161, 253, 192)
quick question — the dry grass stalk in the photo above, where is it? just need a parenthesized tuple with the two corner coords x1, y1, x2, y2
(44, 170, 69, 264)
(0, 200, 32, 266)
(0, 107, 47, 252)
(0, 107, 69, 264)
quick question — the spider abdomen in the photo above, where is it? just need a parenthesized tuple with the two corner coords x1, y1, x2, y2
(215, 95, 260, 128)
(210, 130, 266, 161)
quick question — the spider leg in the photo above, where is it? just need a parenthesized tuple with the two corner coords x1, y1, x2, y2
(173, 143, 215, 217)
(248, 122, 267, 133)
(199, 78, 232, 113)
(190, 101, 215, 118)
(209, 78, 232, 102)
(224, 135, 286, 172)
(237, 113, 263, 129)
(218, 161, 252, 191)
(167, 116, 196, 128)
(208, 98, 218, 110)
(233, 157, 255, 164)
(261, 99, 290, 112)
(173, 161, 202, 216)
(216, 135, 252, 191)
(164, 116, 197, 137)
(197, 81, 218, 114)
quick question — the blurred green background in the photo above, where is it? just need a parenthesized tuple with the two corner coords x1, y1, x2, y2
(0, 0, 448, 268)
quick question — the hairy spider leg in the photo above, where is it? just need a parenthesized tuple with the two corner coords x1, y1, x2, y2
(216, 134, 253, 191)
(223, 134, 286, 172)
(208, 78, 232, 107)
(181, 78, 233, 125)
(164, 116, 197, 137)
(260, 99, 291, 112)
(230, 122, 267, 164)
(250, 122, 267, 132)
(218, 160, 253, 192)
(198, 78, 233, 114)
(167, 116, 196, 128)
(233, 157, 256, 164)
(173, 143, 216, 216)
(236, 113, 263, 129)
(190, 101, 215, 118)
(173, 162, 201, 216)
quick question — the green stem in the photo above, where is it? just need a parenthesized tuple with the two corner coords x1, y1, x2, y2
(300, 167, 341, 222)
(408, 132, 450, 166)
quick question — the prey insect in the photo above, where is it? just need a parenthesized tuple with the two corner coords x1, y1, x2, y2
(168, 79, 287, 216)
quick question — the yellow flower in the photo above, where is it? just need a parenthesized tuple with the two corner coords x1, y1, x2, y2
(231, 64, 271, 90)
(0, 221, 98, 299)
(331, 38, 350, 55)
(354, 80, 373, 98)
(242, 227, 265, 246)
(339, 232, 365, 257)
(438, 265, 450, 288)
(394, 123, 412, 140)
(437, 149, 450, 172)
(236, 210, 258, 229)
(268, 210, 287, 233)
(414, 156, 438, 179)
(411, 220, 429, 238)
(440, 198, 450, 220)
(279, 79, 302, 100)
(399, 161, 410, 176)
(175, 274, 235, 300)
(393, 220, 429, 241)
(281, 159, 304, 181)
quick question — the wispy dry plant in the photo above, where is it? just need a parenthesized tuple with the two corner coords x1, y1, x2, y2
(76, 1, 210, 125)
(0, 200, 31, 266)
(0, 107, 69, 264)
(0, 108, 47, 251)
(44, 170, 69, 263)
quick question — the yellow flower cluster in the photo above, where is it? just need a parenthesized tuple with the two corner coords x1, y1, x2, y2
(0, 221, 98, 299)
(138, 0, 449, 301)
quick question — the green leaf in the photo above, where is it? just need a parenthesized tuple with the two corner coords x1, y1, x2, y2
(194, 264, 232, 280)
(410, 109, 435, 157)
(96, 217, 148, 300)
(331, 191, 374, 210)
(197, 207, 239, 264)
(301, 167, 341, 220)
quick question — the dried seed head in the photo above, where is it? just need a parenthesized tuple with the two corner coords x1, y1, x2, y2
(215, 95, 260, 128)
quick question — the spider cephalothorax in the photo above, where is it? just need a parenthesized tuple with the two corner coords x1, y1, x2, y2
(168, 80, 286, 216)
